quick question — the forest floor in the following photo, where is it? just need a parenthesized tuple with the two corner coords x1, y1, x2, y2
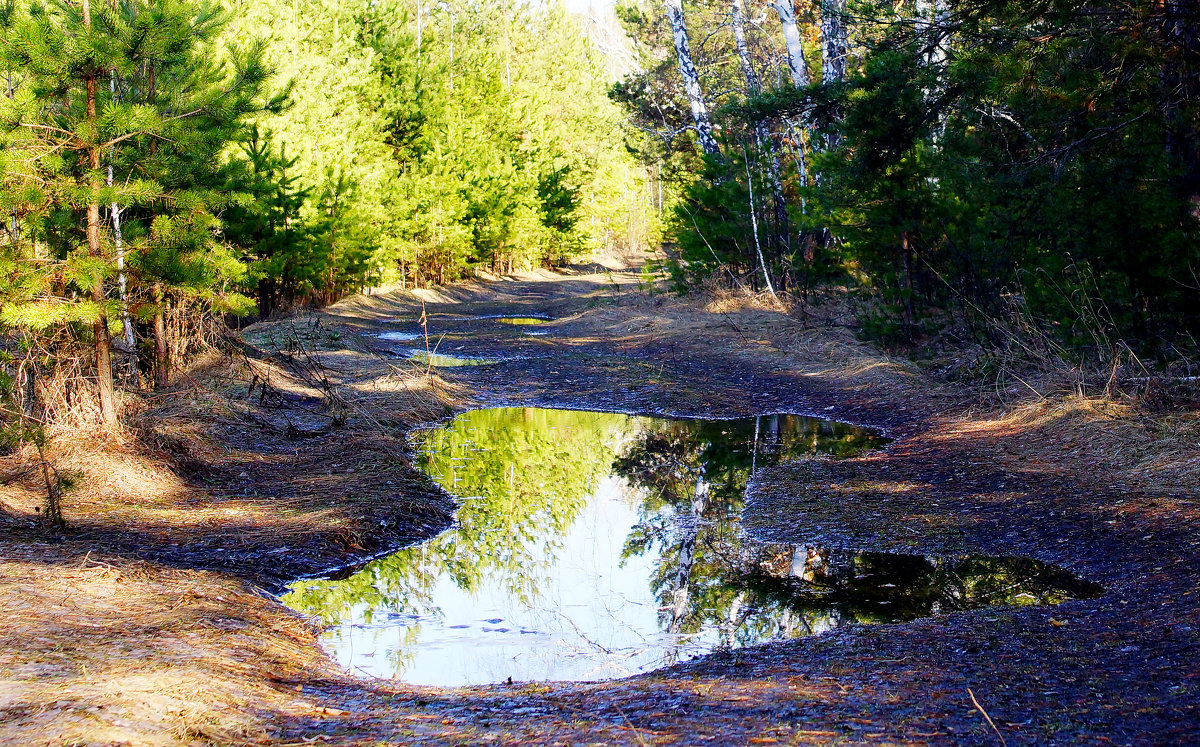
(1, 262, 1199, 745)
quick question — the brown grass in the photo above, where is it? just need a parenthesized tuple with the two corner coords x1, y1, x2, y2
(939, 393, 1200, 496)
(0, 550, 340, 746)
(0, 319, 464, 745)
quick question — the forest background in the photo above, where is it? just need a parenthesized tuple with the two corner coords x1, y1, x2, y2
(0, 0, 1197, 444)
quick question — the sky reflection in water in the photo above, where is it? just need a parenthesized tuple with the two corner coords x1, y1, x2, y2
(282, 408, 1099, 686)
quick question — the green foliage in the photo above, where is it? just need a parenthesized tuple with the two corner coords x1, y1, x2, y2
(615, 0, 1200, 356)
(818, 0, 1200, 353)
(0, 0, 274, 323)
(229, 0, 653, 290)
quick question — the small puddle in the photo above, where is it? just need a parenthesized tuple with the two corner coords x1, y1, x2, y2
(283, 408, 1099, 686)
(460, 314, 553, 325)
(494, 316, 551, 326)
(400, 349, 499, 367)
(375, 331, 423, 342)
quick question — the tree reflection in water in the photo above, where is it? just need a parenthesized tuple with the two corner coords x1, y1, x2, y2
(281, 408, 1098, 686)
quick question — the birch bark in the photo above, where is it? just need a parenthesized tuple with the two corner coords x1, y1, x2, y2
(820, 0, 848, 149)
(769, 0, 813, 215)
(732, 0, 790, 277)
(772, 0, 809, 88)
(108, 76, 137, 380)
(664, 0, 720, 157)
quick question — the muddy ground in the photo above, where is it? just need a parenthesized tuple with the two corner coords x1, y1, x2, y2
(1, 264, 1198, 745)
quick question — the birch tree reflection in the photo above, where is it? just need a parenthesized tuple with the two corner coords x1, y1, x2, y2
(613, 416, 1100, 655)
(613, 415, 883, 662)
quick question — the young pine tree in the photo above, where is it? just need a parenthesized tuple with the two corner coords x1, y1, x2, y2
(0, 0, 277, 422)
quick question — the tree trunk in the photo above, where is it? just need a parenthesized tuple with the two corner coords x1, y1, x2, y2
(744, 148, 778, 299)
(731, 0, 760, 93)
(107, 76, 137, 383)
(902, 229, 915, 327)
(821, 0, 849, 150)
(665, 0, 720, 158)
(733, 0, 791, 279)
(772, 0, 810, 88)
(6, 71, 17, 247)
(83, 0, 117, 427)
(153, 286, 169, 390)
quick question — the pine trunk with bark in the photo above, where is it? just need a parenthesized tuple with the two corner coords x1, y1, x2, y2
(153, 286, 169, 390)
(83, 0, 117, 426)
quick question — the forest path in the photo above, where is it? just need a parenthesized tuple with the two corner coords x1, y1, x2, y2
(277, 265, 1199, 745)
(1, 265, 1196, 746)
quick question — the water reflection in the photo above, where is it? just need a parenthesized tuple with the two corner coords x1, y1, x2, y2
(376, 331, 422, 341)
(400, 349, 500, 367)
(494, 316, 551, 325)
(282, 408, 1098, 686)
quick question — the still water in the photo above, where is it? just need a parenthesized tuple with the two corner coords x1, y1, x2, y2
(493, 316, 551, 325)
(283, 408, 1100, 686)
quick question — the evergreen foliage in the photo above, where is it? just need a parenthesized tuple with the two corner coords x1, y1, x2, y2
(229, 0, 654, 291)
(0, 0, 652, 432)
(614, 0, 1200, 356)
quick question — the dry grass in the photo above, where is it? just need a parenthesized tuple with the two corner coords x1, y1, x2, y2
(0, 319, 463, 746)
(685, 282, 1199, 498)
(0, 550, 340, 746)
(1, 266, 1196, 745)
(939, 393, 1200, 496)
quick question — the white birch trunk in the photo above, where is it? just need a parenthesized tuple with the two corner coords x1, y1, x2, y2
(772, 0, 816, 218)
(731, 0, 760, 92)
(107, 76, 137, 376)
(821, 0, 849, 149)
(821, 0, 848, 85)
(745, 150, 777, 298)
(772, 0, 810, 88)
(733, 0, 791, 266)
(665, 0, 720, 157)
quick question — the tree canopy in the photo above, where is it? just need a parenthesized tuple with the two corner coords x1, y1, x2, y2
(613, 0, 1200, 358)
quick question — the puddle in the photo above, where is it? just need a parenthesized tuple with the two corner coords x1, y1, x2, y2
(376, 331, 423, 342)
(460, 314, 552, 325)
(523, 330, 550, 337)
(400, 349, 499, 367)
(283, 408, 1099, 686)
(494, 316, 551, 325)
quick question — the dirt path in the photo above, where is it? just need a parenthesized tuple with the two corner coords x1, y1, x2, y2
(2, 266, 1198, 745)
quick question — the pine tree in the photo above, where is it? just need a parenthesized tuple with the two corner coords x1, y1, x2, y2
(0, 0, 276, 421)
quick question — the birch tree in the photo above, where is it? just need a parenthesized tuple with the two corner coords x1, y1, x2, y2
(820, 0, 849, 149)
(664, 0, 720, 158)
(732, 0, 789, 283)
(772, 0, 810, 88)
